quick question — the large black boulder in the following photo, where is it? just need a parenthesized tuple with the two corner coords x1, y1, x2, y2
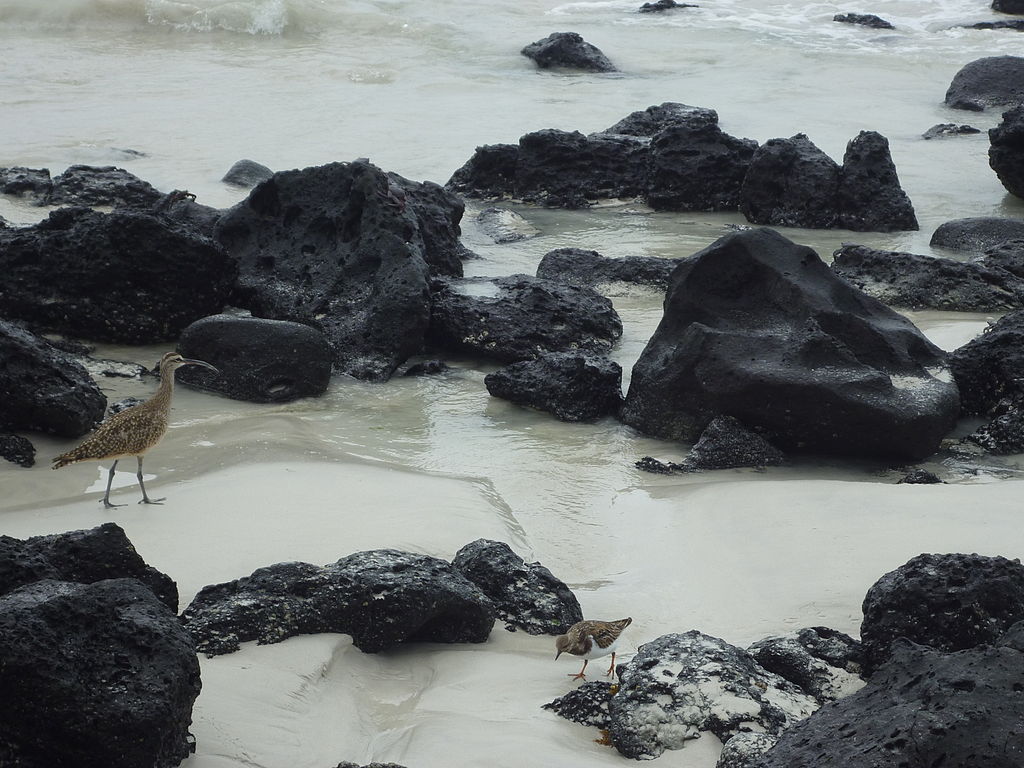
(428, 275, 622, 363)
(536, 247, 681, 290)
(176, 314, 332, 403)
(753, 640, 1024, 767)
(520, 32, 618, 72)
(217, 160, 466, 381)
(484, 351, 623, 422)
(836, 131, 918, 231)
(944, 55, 1024, 111)
(620, 228, 959, 462)
(949, 309, 1024, 415)
(0, 207, 236, 343)
(859, 552, 1024, 674)
(0, 320, 106, 438)
(181, 550, 496, 655)
(451, 539, 582, 634)
(0, 522, 178, 611)
(994, 0, 1024, 12)
(45, 165, 164, 209)
(0, 578, 201, 768)
(989, 105, 1024, 199)
(831, 243, 1024, 311)
(930, 215, 1024, 253)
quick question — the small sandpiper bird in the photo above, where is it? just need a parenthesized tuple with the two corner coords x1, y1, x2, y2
(52, 351, 217, 508)
(555, 617, 632, 680)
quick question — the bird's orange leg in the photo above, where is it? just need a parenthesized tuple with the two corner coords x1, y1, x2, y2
(569, 659, 589, 680)
(605, 652, 617, 678)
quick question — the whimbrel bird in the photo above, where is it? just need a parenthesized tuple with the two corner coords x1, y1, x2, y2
(555, 617, 632, 680)
(53, 351, 217, 508)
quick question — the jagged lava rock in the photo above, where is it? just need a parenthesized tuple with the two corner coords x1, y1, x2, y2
(989, 105, 1024, 199)
(542, 681, 614, 728)
(620, 228, 959, 462)
(217, 160, 465, 380)
(484, 351, 623, 422)
(0, 522, 178, 611)
(428, 274, 622, 363)
(176, 314, 332, 403)
(836, 131, 918, 231)
(603, 101, 719, 136)
(536, 247, 681, 290)
(45, 164, 164, 209)
(520, 32, 617, 72)
(898, 468, 943, 483)
(747, 627, 864, 703)
(0, 166, 52, 201)
(930, 215, 1024, 253)
(678, 415, 786, 470)
(831, 243, 1024, 311)
(944, 55, 1024, 111)
(739, 134, 841, 228)
(0, 207, 236, 343)
(0, 434, 35, 467)
(859, 552, 1024, 673)
(949, 309, 1024, 415)
(639, 0, 698, 11)
(717, 733, 778, 768)
(181, 550, 495, 655)
(753, 640, 1024, 767)
(451, 539, 582, 634)
(0, 320, 106, 438)
(0, 578, 201, 768)
(609, 630, 818, 759)
(832, 12, 894, 28)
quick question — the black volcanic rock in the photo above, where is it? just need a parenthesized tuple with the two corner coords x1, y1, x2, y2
(620, 228, 960, 462)
(603, 102, 719, 136)
(944, 55, 1024, 111)
(993, 0, 1024, 12)
(222, 159, 273, 188)
(930, 216, 1024, 253)
(837, 131, 918, 231)
(833, 12, 894, 28)
(446, 144, 520, 200)
(859, 552, 1024, 673)
(181, 550, 495, 655)
(217, 160, 466, 380)
(45, 164, 164, 209)
(451, 539, 582, 635)
(484, 351, 623, 422)
(521, 32, 617, 72)
(949, 309, 1024, 415)
(747, 627, 863, 703)
(0, 166, 52, 202)
(0, 578, 201, 768)
(678, 415, 786, 470)
(989, 105, 1024, 199)
(0, 207, 236, 344)
(0, 320, 106, 438)
(176, 314, 332, 403)
(639, 0, 697, 11)
(536, 247, 681, 289)
(922, 123, 981, 139)
(0, 434, 35, 468)
(831, 243, 1024, 311)
(543, 681, 614, 727)
(428, 275, 622, 363)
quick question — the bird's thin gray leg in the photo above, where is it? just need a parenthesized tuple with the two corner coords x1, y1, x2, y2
(101, 460, 124, 508)
(136, 456, 165, 505)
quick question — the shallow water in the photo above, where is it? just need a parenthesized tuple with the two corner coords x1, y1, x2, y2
(3, 1, 1024, 765)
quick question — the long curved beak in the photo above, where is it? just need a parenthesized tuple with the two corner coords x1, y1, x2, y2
(555, 650, 562, 660)
(183, 358, 219, 374)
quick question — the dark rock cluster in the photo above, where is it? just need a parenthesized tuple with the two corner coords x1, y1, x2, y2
(521, 32, 618, 73)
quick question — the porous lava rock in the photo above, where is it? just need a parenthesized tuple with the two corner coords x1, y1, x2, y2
(747, 627, 864, 703)
(484, 351, 623, 422)
(0, 434, 35, 467)
(0, 166, 52, 201)
(45, 164, 164, 209)
(678, 415, 786, 470)
(609, 631, 817, 759)
(0, 320, 106, 438)
(520, 32, 618, 72)
(944, 55, 1024, 111)
(0, 522, 178, 611)
(451, 539, 582, 634)
(836, 131, 918, 231)
(217, 160, 466, 380)
(176, 314, 332, 403)
(0, 578, 201, 768)
(0, 207, 236, 343)
(921, 123, 980, 139)
(536, 247, 681, 290)
(859, 552, 1024, 673)
(753, 640, 1024, 767)
(718, 733, 778, 768)
(831, 243, 1024, 311)
(428, 275, 622, 363)
(181, 550, 496, 655)
(930, 215, 1024, 253)
(833, 12, 894, 28)
(620, 228, 959, 462)
(542, 681, 614, 727)
(989, 105, 1024, 199)
(948, 309, 1024, 416)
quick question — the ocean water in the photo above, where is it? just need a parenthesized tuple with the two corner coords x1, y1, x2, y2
(3, 1, 1024, 765)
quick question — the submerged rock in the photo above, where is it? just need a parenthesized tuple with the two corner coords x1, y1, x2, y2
(451, 539, 582, 635)
(181, 550, 495, 655)
(831, 243, 1024, 311)
(475, 206, 538, 243)
(639, 0, 698, 12)
(989, 105, 1024, 199)
(620, 228, 960, 462)
(609, 630, 817, 759)
(930, 215, 1024, 253)
(859, 552, 1024, 673)
(833, 12, 894, 28)
(428, 275, 622, 363)
(176, 314, 332, 403)
(536, 247, 681, 290)
(484, 351, 623, 422)
(0, 320, 106, 438)
(221, 158, 273, 188)
(944, 55, 1024, 111)
(521, 32, 618, 72)
(0, 578, 201, 768)
(921, 123, 981, 139)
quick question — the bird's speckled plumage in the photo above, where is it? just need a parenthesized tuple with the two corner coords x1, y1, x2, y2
(556, 617, 632, 680)
(53, 351, 217, 507)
